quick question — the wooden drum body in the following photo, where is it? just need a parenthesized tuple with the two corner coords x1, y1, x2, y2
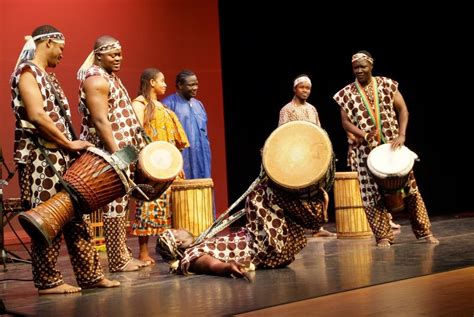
(333, 171, 372, 239)
(367, 144, 418, 212)
(18, 147, 134, 246)
(171, 178, 214, 237)
(262, 121, 334, 198)
(132, 141, 183, 202)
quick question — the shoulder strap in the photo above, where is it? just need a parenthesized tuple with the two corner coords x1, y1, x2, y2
(23, 61, 78, 140)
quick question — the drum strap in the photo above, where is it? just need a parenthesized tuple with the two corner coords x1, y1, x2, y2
(23, 61, 78, 141)
(192, 167, 265, 246)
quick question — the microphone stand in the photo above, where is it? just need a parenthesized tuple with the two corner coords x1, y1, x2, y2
(0, 148, 31, 272)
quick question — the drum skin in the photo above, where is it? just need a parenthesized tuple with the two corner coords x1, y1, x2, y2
(133, 141, 183, 201)
(367, 144, 418, 212)
(262, 121, 334, 197)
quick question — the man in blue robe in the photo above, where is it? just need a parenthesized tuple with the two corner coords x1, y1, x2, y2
(163, 70, 212, 179)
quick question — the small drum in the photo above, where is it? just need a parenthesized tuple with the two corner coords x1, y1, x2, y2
(333, 171, 372, 239)
(132, 141, 183, 201)
(262, 121, 334, 198)
(171, 178, 214, 237)
(18, 146, 134, 246)
(367, 144, 418, 212)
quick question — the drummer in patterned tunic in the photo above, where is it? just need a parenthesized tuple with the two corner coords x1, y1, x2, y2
(156, 173, 330, 279)
(333, 50, 439, 247)
(10, 25, 119, 294)
(77, 35, 147, 272)
(278, 74, 336, 238)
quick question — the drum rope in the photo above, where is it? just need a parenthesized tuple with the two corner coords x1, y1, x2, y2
(192, 168, 264, 246)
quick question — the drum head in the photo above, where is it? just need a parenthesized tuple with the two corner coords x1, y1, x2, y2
(139, 141, 183, 181)
(367, 144, 418, 178)
(262, 121, 333, 190)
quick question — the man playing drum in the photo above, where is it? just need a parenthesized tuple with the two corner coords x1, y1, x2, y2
(77, 35, 148, 272)
(10, 25, 120, 294)
(333, 50, 439, 247)
(278, 74, 336, 238)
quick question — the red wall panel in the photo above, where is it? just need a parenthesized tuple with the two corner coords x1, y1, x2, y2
(0, 0, 228, 232)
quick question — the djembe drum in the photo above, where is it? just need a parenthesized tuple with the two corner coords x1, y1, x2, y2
(262, 121, 335, 198)
(18, 146, 136, 246)
(367, 144, 418, 212)
(131, 141, 183, 202)
(170, 178, 214, 237)
(333, 171, 372, 238)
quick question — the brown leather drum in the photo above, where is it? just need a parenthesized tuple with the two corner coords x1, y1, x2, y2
(132, 141, 183, 201)
(262, 121, 334, 198)
(18, 147, 132, 246)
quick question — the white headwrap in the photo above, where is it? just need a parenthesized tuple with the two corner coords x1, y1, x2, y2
(351, 53, 374, 64)
(77, 41, 122, 81)
(293, 76, 312, 88)
(14, 32, 65, 70)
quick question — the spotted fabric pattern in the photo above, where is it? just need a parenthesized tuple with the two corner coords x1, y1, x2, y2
(103, 216, 133, 272)
(333, 76, 432, 242)
(278, 101, 321, 127)
(79, 65, 144, 218)
(11, 63, 74, 207)
(11, 63, 103, 289)
(180, 179, 326, 273)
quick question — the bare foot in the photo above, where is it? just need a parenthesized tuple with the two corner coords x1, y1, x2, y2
(138, 255, 155, 265)
(38, 283, 81, 295)
(390, 220, 401, 229)
(117, 260, 141, 272)
(133, 258, 151, 267)
(424, 236, 440, 244)
(87, 278, 120, 289)
(312, 228, 337, 237)
(377, 239, 391, 248)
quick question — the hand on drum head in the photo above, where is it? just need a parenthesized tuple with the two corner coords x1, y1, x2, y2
(390, 134, 406, 149)
(67, 140, 95, 153)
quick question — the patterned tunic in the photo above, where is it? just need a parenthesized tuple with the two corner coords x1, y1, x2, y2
(333, 76, 432, 242)
(278, 101, 321, 127)
(11, 63, 73, 206)
(79, 65, 144, 217)
(10, 62, 104, 289)
(131, 98, 189, 236)
(180, 178, 326, 273)
(333, 76, 418, 206)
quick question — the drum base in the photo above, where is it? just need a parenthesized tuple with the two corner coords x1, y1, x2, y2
(17, 191, 75, 247)
(18, 213, 52, 246)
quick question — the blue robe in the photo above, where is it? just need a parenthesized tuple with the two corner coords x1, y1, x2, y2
(162, 93, 212, 179)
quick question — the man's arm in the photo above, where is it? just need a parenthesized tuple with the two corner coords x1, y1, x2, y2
(82, 76, 119, 153)
(19, 70, 92, 152)
(391, 90, 409, 148)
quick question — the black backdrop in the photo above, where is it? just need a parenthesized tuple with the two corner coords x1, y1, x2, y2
(218, 2, 472, 215)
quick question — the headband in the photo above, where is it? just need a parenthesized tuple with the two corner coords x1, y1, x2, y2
(77, 41, 122, 80)
(293, 76, 312, 88)
(14, 32, 65, 70)
(351, 53, 374, 64)
(156, 229, 184, 272)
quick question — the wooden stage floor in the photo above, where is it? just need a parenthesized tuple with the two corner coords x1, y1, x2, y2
(0, 213, 473, 316)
